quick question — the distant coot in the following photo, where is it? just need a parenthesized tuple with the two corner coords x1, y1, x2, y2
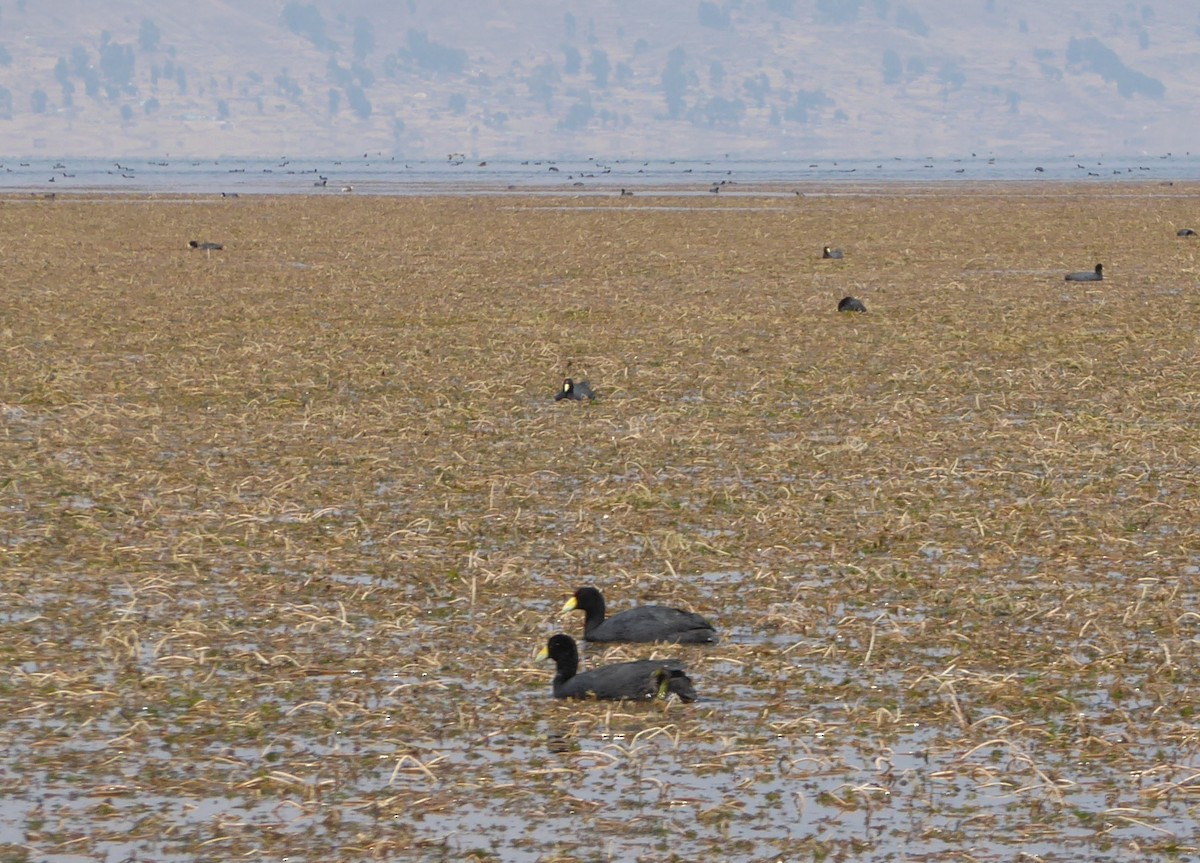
(1178, 228, 1197, 237)
(838, 296, 867, 313)
(1064, 263, 1103, 282)
(822, 246, 844, 259)
(562, 586, 718, 644)
(538, 633, 698, 702)
(554, 378, 595, 402)
(189, 240, 223, 251)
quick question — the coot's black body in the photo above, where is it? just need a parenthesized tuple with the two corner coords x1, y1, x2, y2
(538, 634, 697, 702)
(554, 378, 595, 401)
(562, 586, 718, 644)
(1065, 263, 1103, 282)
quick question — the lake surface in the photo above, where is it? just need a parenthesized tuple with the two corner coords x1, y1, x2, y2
(3, 152, 1199, 195)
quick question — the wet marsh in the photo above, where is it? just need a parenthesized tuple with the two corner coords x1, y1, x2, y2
(3, 185, 1200, 860)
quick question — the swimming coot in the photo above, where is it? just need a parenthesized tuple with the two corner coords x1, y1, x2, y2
(189, 240, 224, 251)
(554, 378, 595, 402)
(822, 246, 844, 259)
(537, 633, 697, 702)
(562, 586, 717, 644)
(838, 296, 867, 313)
(1178, 229, 1197, 237)
(1064, 263, 1103, 282)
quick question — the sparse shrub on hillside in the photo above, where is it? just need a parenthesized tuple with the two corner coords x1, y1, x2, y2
(743, 72, 769, 107)
(588, 49, 610, 88)
(895, 5, 929, 36)
(405, 30, 467, 75)
(662, 47, 687, 118)
(527, 63, 559, 106)
(939, 60, 966, 91)
(139, 19, 160, 53)
(1066, 36, 1164, 98)
(353, 17, 374, 63)
(327, 58, 353, 87)
(30, 89, 47, 113)
(559, 99, 594, 130)
(782, 88, 830, 123)
(882, 48, 902, 84)
(275, 70, 301, 101)
(347, 84, 371, 119)
(281, 3, 337, 52)
(563, 45, 581, 75)
(698, 2, 732, 30)
(693, 95, 744, 126)
(817, 0, 862, 24)
(710, 60, 725, 88)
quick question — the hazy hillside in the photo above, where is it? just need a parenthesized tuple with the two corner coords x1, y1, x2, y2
(0, 0, 1194, 158)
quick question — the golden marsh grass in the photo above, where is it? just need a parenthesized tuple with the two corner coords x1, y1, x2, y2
(3, 185, 1200, 860)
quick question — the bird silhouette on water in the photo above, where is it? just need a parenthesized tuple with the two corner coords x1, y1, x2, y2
(838, 296, 867, 313)
(554, 378, 595, 401)
(1064, 264, 1103, 282)
(561, 586, 718, 644)
(822, 246, 844, 259)
(189, 240, 223, 251)
(538, 633, 698, 702)
(1178, 228, 1197, 237)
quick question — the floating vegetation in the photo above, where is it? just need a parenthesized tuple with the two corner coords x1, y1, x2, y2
(2, 186, 1200, 860)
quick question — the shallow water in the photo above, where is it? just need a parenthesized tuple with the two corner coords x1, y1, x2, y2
(4, 152, 1200, 196)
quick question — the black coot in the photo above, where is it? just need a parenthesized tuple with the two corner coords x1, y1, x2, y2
(537, 634, 697, 701)
(1064, 263, 1103, 282)
(562, 586, 717, 644)
(554, 378, 596, 401)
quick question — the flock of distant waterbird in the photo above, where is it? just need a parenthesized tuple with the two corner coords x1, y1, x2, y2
(541, 587, 715, 701)
(174, 217, 1189, 703)
(536, 237, 1173, 703)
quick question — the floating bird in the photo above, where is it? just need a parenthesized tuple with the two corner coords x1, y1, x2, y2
(838, 296, 867, 313)
(554, 378, 595, 402)
(822, 246, 844, 259)
(561, 586, 718, 644)
(537, 634, 697, 702)
(1178, 228, 1197, 237)
(1064, 263, 1103, 282)
(188, 240, 223, 251)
